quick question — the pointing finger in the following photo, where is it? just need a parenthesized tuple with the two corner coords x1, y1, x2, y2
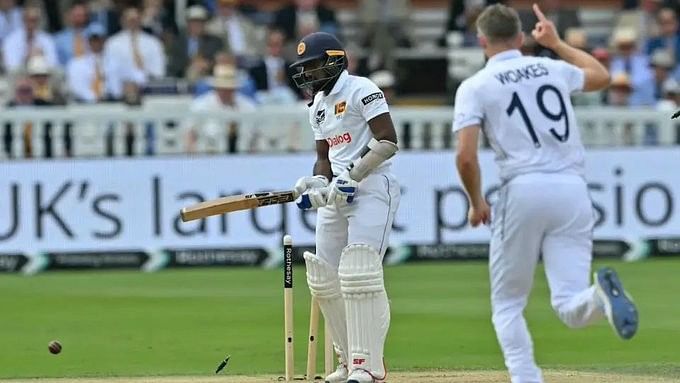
(533, 3, 548, 22)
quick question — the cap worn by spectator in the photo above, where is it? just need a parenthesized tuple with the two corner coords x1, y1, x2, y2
(369, 70, 395, 89)
(85, 23, 107, 39)
(187, 5, 209, 21)
(565, 28, 588, 50)
(612, 27, 637, 48)
(26, 55, 52, 76)
(650, 49, 675, 69)
(662, 78, 680, 95)
(210, 65, 240, 89)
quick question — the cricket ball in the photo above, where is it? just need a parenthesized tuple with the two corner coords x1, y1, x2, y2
(48, 340, 62, 354)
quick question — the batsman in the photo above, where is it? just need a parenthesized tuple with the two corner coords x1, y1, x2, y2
(290, 32, 401, 383)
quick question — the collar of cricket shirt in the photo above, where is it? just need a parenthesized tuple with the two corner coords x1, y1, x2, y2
(326, 70, 349, 97)
(487, 49, 522, 66)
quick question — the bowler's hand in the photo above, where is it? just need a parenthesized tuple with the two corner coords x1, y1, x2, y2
(468, 200, 491, 227)
(531, 3, 561, 50)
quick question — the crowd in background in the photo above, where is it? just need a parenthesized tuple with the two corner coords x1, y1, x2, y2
(1, 0, 679, 158)
(447, 0, 680, 111)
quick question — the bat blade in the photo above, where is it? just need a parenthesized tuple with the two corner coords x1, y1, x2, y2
(180, 190, 297, 222)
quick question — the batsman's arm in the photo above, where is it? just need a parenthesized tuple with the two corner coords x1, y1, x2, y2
(455, 125, 485, 208)
(314, 139, 333, 180)
(367, 112, 398, 144)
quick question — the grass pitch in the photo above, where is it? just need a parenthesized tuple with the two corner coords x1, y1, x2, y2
(0, 259, 679, 381)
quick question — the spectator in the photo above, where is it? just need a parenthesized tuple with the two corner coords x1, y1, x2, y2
(89, 0, 122, 36)
(273, 0, 339, 44)
(369, 70, 396, 104)
(2, 5, 58, 73)
(54, 1, 90, 66)
(650, 49, 676, 100)
(189, 64, 256, 154)
(657, 77, 680, 110)
(519, 0, 581, 57)
(0, 0, 23, 44)
(248, 28, 300, 104)
(192, 50, 257, 98)
(6, 76, 52, 158)
(26, 55, 66, 105)
(610, 27, 656, 105)
(168, 5, 223, 79)
(607, 72, 633, 106)
(440, 0, 503, 47)
(646, 8, 680, 64)
(359, 0, 411, 72)
(565, 28, 589, 51)
(206, 0, 262, 60)
(140, 0, 176, 39)
(616, 0, 664, 42)
(67, 23, 117, 103)
(103, 6, 166, 95)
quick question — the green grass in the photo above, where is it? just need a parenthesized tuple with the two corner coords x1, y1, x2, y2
(0, 259, 679, 379)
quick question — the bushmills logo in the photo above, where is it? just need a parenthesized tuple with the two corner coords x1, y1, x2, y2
(326, 132, 352, 148)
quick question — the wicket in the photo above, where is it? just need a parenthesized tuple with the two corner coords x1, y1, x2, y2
(283, 235, 335, 382)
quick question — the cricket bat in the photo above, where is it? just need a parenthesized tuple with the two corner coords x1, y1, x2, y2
(180, 190, 297, 222)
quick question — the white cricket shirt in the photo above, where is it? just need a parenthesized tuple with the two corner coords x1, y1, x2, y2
(308, 70, 390, 175)
(453, 49, 587, 182)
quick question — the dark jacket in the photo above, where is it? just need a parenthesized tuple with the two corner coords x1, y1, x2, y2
(168, 33, 224, 77)
(646, 34, 680, 64)
(273, 4, 339, 41)
(248, 58, 302, 98)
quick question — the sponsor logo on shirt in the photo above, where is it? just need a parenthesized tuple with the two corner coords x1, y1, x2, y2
(326, 132, 352, 148)
(361, 92, 384, 105)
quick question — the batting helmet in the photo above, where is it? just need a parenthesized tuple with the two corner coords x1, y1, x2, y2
(290, 32, 347, 94)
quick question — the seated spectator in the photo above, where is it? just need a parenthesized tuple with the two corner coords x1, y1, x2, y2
(192, 50, 257, 99)
(248, 28, 300, 104)
(168, 5, 223, 79)
(610, 27, 656, 105)
(646, 8, 680, 64)
(519, 0, 581, 57)
(607, 72, 634, 106)
(189, 64, 256, 154)
(565, 28, 589, 51)
(0, 0, 23, 45)
(617, 0, 663, 45)
(6, 76, 52, 158)
(650, 49, 676, 99)
(140, 0, 176, 39)
(657, 77, 680, 111)
(67, 23, 117, 103)
(273, 0, 339, 44)
(103, 7, 166, 93)
(89, 0, 122, 36)
(26, 55, 66, 105)
(3, 5, 58, 73)
(359, 0, 411, 72)
(54, 1, 90, 66)
(206, 0, 262, 60)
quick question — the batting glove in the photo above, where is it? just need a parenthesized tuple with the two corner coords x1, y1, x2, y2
(294, 175, 329, 196)
(296, 188, 328, 210)
(327, 171, 358, 207)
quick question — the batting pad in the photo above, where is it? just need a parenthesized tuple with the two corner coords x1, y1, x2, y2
(338, 244, 389, 378)
(304, 251, 349, 365)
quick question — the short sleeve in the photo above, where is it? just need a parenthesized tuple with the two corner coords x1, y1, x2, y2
(554, 60, 585, 94)
(309, 109, 325, 140)
(354, 79, 389, 121)
(452, 79, 483, 132)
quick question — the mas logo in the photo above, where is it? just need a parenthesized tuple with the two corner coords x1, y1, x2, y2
(315, 109, 326, 125)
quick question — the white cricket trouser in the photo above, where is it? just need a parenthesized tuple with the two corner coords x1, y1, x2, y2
(490, 173, 604, 383)
(315, 168, 401, 266)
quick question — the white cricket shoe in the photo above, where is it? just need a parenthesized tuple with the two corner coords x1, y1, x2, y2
(594, 267, 639, 340)
(346, 369, 383, 383)
(325, 364, 348, 383)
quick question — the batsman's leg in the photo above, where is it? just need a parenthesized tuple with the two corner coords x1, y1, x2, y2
(310, 205, 350, 382)
(342, 172, 400, 383)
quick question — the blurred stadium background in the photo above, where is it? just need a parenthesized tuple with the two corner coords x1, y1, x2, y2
(1, 0, 680, 381)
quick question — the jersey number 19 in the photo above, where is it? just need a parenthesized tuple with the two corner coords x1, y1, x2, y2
(506, 84, 570, 148)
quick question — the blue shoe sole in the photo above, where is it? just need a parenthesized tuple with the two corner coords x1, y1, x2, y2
(595, 267, 639, 340)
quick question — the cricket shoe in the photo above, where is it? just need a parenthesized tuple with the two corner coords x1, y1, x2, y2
(325, 364, 348, 383)
(594, 267, 639, 340)
(346, 369, 384, 383)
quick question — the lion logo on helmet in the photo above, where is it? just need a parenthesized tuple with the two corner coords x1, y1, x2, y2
(297, 42, 306, 56)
